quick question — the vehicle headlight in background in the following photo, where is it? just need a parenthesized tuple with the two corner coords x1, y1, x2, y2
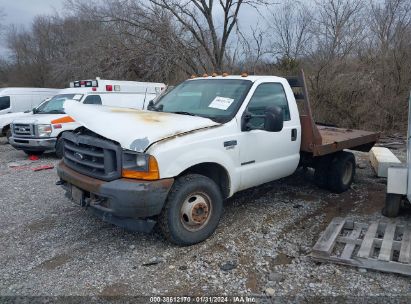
(36, 124, 52, 137)
(122, 151, 159, 180)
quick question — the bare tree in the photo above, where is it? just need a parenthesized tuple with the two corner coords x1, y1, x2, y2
(268, 0, 313, 61)
(311, 0, 365, 59)
(148, 0, 269, 72)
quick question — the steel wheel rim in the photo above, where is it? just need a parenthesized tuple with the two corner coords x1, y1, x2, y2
(342, 161, 353, 185)
(180, 192, 212, 232)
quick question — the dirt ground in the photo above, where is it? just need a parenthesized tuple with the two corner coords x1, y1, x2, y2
(0, 135, 410, 301)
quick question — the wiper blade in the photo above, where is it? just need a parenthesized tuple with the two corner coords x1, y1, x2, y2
(171, 111, 196, 116)
(45, 110, 65, 114)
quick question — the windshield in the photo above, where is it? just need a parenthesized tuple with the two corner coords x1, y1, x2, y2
(153, 79, 252, 122)
(35, 94, 83, 114)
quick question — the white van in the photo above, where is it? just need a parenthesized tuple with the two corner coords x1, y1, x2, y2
(0, 88, 59, 114)
(0, 88, 59, 139)
(9, 78, 166, 157)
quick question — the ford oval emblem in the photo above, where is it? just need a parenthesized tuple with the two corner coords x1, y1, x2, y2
(74, 152, 84, 160)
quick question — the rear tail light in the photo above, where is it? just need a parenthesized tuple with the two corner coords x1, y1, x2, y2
(106, 85, 113, 91)
(92, 87, 97, 91)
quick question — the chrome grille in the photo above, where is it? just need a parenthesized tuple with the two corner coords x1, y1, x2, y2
(62, 132, 122, 181)
(13, 123, 34, 137)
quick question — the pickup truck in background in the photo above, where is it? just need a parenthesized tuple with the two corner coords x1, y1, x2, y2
(9, 78, 166, 157)
(56, 71, 380, 245)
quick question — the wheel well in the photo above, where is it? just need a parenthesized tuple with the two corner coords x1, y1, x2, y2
(179, 163, 230, 199)
(1, 124, 10, 136)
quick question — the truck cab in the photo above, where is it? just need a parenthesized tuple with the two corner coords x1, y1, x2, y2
(56, 73, 378, 245)
(9, 78, 166, 157)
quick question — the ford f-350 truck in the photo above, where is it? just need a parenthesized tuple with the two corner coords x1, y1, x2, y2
(56, 71, 379, 245)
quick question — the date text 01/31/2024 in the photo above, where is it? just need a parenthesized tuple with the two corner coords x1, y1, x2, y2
(149, 296, 256, 303)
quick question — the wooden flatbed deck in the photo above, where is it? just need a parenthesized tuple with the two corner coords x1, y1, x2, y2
(312, 126, 379, 156)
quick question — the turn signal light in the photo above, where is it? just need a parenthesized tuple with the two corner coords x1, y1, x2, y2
(122, 156, 160, 180)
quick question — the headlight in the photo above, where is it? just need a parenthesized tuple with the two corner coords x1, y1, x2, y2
(122, 151, 159, 180)
(36, 124, 52, 137)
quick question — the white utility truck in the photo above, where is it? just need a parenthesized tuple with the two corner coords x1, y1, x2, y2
(9, 78, 166, 157)
(383, 92, 411, 217)
(0, 88, 59, 140)
(56, 71, 379, 245)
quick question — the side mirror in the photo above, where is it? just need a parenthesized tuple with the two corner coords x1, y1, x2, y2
(147, 100, 154, 110)
(242, 105, 284, 132)
(32, 108, 37, 114)
(264, 106, 284, 132)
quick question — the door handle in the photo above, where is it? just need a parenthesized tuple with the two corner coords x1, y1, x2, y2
(291, 129, 297, 141)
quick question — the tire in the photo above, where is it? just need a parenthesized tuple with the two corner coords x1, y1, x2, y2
(158, 174, 223, 246)
(314, 156, 332, 189)
(23, 150, 44, 156)
(382, 193, 401, 218)
(55, 137, 64, 158)
(328, 151, 356, 193)
(6, 129, 12, 144)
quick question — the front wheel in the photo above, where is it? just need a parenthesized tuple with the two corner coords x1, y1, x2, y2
(158, 174, 223, 246)
(6, 129, 12, 144)
(55, 137, 64, 158)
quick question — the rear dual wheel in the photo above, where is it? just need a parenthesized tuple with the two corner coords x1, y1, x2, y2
(159, 174, 223, 246)
(314, 151, 356, 193)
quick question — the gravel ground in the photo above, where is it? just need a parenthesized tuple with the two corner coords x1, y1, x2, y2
(0, 135, 411, 300)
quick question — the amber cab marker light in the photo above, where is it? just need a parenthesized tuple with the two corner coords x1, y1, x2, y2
(222, 72, 229, 77)
(212, 72, 218, 77)
(241, 72, 249, 77)
(202, 73, 209, 77)
(190, 75, 197, 79)
(122, 156, 160, 180)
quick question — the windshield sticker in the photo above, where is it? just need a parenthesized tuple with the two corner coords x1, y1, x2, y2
(73, 94, 83, 101)
(208, 96, 235, 110)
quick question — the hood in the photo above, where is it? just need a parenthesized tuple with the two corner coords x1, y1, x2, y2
(0, 112, 32, 127)
(64, 100, 219, 152)
(13, 113, 67, 124)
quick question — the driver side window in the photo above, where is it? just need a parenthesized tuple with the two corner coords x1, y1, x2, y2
(247, 83, 290, 129)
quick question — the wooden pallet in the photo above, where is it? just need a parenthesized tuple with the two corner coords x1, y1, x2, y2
(310, 217, 411, 276)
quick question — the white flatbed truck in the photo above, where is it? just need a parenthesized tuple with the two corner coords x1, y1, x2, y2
(56, 71, 379, 245)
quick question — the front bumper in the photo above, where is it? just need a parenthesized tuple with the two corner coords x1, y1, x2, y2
(57, 162, 174, 232)
(9, 136, 56, 151)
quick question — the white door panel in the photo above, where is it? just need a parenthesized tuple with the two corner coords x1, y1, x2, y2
(238, 82, 300, 190)
(239, 123, 300, 189)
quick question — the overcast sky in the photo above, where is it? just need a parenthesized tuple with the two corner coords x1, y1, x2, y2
(0, 0, 274, 57)
(0, 0, 64, 27)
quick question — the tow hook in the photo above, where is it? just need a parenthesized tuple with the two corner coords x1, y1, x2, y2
(86, 197, 106, 208)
